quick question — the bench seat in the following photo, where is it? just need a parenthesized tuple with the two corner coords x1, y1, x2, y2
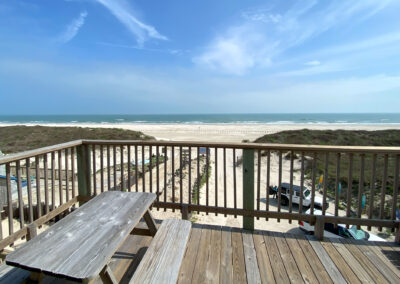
(130, 219, 191, 284)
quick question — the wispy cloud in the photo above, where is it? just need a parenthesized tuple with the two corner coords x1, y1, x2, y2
(58, 11, 87, 43)
(305, 60, 321, 66)
(194, 0, 396, 75)
(95, 0, 167, 46)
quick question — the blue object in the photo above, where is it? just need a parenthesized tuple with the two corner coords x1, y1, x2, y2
(339, 183, 342, 194)
(361, 194, 366, 209)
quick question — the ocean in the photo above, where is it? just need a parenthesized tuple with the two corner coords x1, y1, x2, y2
(1, 113, 400, 125)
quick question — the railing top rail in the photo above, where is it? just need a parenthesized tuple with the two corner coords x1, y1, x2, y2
(0, 140, 83, 165)
(82, 139, 400, 154)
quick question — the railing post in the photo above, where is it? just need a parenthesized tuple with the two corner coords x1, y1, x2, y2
(243, 149, 254, 230)
(314, 216, 325, 240)
(77, 144, 91, 205)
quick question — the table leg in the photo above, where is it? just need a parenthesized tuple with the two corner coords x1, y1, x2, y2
(99, 265, 118, 284)
(143, 210, 158, 237)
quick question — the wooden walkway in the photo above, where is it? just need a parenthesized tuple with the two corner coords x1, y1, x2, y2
(1, 223, 400, 283)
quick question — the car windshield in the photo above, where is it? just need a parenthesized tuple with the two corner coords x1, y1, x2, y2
(303, 189, 311, 197)
(348, 225, 369, 240)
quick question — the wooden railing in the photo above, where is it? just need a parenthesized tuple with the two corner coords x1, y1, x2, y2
(0, 139, 399, 250)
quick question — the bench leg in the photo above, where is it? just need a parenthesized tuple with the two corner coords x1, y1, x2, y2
(143, 210, 158, 237)
(99, 265, 118, 284)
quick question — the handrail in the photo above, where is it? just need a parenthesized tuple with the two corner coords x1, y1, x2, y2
(0, 140, 83, 165)
(82, 139, 400, 153)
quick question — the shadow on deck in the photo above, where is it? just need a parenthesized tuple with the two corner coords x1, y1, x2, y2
(1, 222, 400, 283)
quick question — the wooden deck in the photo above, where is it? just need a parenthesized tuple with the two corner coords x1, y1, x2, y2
(1, 223, 400, 283)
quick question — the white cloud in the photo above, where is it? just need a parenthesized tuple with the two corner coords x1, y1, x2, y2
(195, 0, 396, 75)
(95, 0, 167, 46)
(59, 11, 87, 43)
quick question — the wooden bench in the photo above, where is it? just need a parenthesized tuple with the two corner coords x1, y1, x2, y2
(130, 219, 191, 284)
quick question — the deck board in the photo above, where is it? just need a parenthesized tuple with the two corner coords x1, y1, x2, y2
(2, 224, 400, 284)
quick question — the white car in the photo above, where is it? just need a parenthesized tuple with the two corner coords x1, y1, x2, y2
(299, 208, 386, 241)
(271, 183, 328, 209)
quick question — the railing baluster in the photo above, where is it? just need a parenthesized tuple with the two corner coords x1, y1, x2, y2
(257, 149, 261, 220)
(100, 145, 104, 193)
(26, 158, 34, 222)
(266, 150, 271, 221)
(206, 147, 209, 215)
(92, 145, 96, 195)
(335, 153, 341, 218)
(322, 153, 329, 215)
(164, 146, 167, 210)
(197, 147, 200, 214)
(128, 146, 131, 192)
(6, 163, 13, 235)
(233, 148, 237, 218)
(142, 145, 145, 192)
(44, 153, 49, 214)
(36, 156, 42, 217)
(368, 154, 377, 230)
(50, 152, 55, 211)
(179, 146, 182, 204)
(277, 151, 282, 222)
(121, 145, 124, 192)
(171, 146, 175, 211)
(113, 145, 117, 191)
(107, 145, 111, 191)
(58, 151, 62, 206)
(156, 146, 160, 207)
(135, 146, 139, 192)
(310, 152, 317, 214)
(289, 151, 294, 224)
(347, 154, 353, 226)
(71, 147, 76, 199)
(379, 154, 388, 231)
(16, 161, 24, 229)
(188, 146, 191, 208)
(357, 154, 365, 228)
(215, 147, 218, 216)
(65, 149, 69, 201)
(391, 155, 399, 223)
(223, 148, 227, 217)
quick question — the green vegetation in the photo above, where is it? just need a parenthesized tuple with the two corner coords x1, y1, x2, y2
(0, 125, 154, 154)
(191, 162, 212, 205)
(255, 129, 400, 218)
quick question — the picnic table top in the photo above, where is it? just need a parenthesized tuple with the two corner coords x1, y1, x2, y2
(6, 191, 156, 281)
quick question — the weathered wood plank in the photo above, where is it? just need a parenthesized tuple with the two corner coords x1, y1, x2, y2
(252, 231, 275, 284)
(272, 232, 303, 283)
(285, 234, 318, 284)
(130, 219, 191, 284)
(232, 228, 247, 283)
(339, 238, 389, 284)
(219, 226, 233, 284)
(6, 192, 156, 281)
(263, 231, 289, 283)
(206, 226, 222, 283)
(242, 230, 261, 284)
(177, 224, 202, 284)
(295, 235, 332, 284)
(328, 238, 373, 283)
(306, 236, 346, 284)
(319, 239, 361, 284)
(0, 264, 30, 284)
(192, 225, 212, 283)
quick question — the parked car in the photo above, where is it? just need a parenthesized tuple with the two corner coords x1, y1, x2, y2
(269, 183, 328, 209)
(299, 208, 386, 241)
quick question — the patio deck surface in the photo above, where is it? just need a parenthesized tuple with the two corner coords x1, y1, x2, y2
(1, 222, 400, 283)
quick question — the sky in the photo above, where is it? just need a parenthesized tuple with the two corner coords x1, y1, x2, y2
(1, 0, 400, 114)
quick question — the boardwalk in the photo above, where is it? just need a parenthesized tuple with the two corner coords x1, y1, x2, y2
(1, 223, 400, 283)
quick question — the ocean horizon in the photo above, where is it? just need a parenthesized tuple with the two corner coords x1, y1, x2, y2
(1, 113, 400, 125)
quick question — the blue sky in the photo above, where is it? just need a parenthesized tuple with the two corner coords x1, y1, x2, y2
(1, 0, 400, 114)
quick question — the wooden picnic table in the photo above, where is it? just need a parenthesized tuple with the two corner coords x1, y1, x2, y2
(6, 191, 157, 283)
